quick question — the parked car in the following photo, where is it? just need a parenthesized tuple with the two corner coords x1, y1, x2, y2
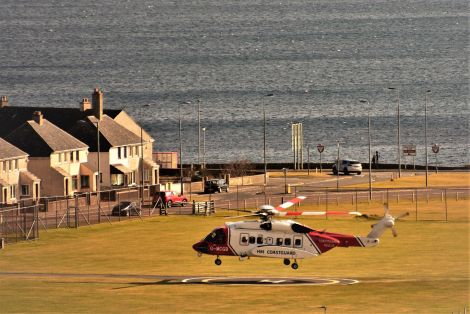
(204, 179, 229, 193)
(111, 201, 141, 216)
(332, 159, 362, 175)
(152, 190, 188, 207)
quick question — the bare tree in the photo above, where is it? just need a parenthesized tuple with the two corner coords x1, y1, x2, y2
(225, 159, 255, 177)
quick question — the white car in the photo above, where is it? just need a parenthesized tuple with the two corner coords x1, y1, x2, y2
(332, 159, 362, 175)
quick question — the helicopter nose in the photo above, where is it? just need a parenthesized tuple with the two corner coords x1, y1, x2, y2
(192, 241, 209, 254)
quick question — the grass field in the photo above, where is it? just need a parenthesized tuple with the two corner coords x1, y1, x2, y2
(1, 172, 469, 313)
(1, 208, 469, 313)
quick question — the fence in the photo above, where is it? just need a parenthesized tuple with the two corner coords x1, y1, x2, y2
(215, 186, 470, 222)
(1, 186, 468, 246)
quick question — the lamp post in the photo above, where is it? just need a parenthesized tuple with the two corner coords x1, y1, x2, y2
(336, 141, 340, 190)
(388, 87, 401, 177)
(140, 104, 149, 206)
(360, 99, 372, 200)
(96, 120, 101, 223)
(264, 93, 274, 186)
(425, 90, 431, 187)
(202, 127, 206, 169)
(179, 103, 184, 194)
(197, 99, 201, 167)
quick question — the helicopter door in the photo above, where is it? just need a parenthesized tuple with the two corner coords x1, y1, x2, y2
(293, 236, 303, 248)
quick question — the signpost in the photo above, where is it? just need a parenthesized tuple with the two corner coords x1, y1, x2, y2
(403, 144, 416, 170)
(317, 144, 325, 173)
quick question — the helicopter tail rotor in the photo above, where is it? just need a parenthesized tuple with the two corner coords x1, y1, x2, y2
(367, 204, 409, 239)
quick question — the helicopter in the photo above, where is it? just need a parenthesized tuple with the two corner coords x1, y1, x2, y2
(192, 196, 408, 269)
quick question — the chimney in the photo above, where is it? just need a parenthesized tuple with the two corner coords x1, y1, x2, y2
(80, 98, 92, 111)
(33, 111, 44, 126)
(92, 88, 103, 120)
(0, 96, 8, 108)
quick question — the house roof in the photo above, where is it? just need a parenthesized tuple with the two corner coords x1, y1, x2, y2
(0, 106, 121, 138)
(0, 137, 28, 160)
(5, 119, 88, 157)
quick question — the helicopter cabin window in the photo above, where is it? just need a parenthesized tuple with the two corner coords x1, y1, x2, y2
(240, 233, 249, 246)
(284, 238, 292, 246)
(276, 238, 283, 246)
(294, 237, 302, 248)
(204, 228, 226, 245)
(256, 236, 263, 244)
(249, 236, 256, 244)
(266, 237, 273, 245)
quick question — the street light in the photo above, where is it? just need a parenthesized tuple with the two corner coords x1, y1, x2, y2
(388, 87, 401, 177)
(264, 93, 274, 186)
(360, 99, 372, 200)
(202, 127, 206, 169)
(197, 99, 201, 167)
(140, 104, 150, 206)
(425, 90, 431, 187)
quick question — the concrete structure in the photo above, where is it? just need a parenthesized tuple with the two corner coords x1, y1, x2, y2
(5, 112, 88, 197)
(0, 138, 41, 204)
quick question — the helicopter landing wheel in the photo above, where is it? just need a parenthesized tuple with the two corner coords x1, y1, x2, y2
(283, 258, 290, 266)
(291, 261, 299, 270)
(215, 257, 222, 266)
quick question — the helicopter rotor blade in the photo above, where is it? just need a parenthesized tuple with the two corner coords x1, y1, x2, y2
(277, 211, 362, 217)
(395, 212, 410, 220)
(391, 226, 398, 237)
(225, 213, 261, 219)
(275, 196, 306, 211)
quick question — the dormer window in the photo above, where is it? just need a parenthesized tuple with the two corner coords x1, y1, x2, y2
(118, 147, 122, 159)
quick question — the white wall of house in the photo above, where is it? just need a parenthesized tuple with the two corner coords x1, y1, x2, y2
(0, 156, 27, 204)
(50, 149, 88, 176)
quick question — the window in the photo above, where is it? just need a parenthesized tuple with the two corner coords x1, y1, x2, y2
(21, 185, 29, 196)
(294, 237, 302, 248)
(71, 176, 78, 190)
(123, 146, 127, 158)
(70, 152, 74, 162)
(118, 147, 122, 159)
(204, 228, 226, 245)
(276, 238, 283, 246)
(14, 159, 18, 169)
(257, 236, 263, 244)
(75, 151, 79, 162)
(240, 233, 249, 246)
(266, 237, 273, 245)
(10, 184, 16, 198)
(111, 174, 124, 186)
(284, 238, 292, 246)
(249, 236, 255, 244)
(8, 160, 12, 171)
(80, 175, 90, 188)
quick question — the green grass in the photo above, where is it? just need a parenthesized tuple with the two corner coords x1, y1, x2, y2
(0, 213, 469, 313)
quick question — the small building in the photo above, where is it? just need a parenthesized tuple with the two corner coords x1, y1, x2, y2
(0, 138, 40, 204)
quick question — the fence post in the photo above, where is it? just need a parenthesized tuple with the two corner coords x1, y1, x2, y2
(415, 189, 418, 222)
(55, 210, 58, 228)
(192, 200, 195, 215)
(74, 194, 79, 229)
(325, 189, 328, 220)
(445, 189, 448, 222)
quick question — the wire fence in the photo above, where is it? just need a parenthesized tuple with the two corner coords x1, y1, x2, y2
(1, 185, 468, 247)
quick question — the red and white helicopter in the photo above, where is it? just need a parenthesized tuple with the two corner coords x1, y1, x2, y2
(192, 196, 408, 269)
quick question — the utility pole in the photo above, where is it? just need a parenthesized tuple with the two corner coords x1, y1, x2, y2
(425, 90, 431, 187)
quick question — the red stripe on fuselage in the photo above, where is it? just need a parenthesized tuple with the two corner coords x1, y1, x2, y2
(307, 232, 340, 253)
(319, 232, 363, 247)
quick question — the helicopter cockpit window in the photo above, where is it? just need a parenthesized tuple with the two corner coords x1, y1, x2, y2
(249, 236, 256, 244)
(257, 236, 263, 244)
(204, 228, 226, 245)
(284, 238, 292, 246)
(240, 233, 249, 246)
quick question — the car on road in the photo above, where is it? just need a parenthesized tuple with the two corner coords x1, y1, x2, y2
(152, 190, 188, 207)
(332, 159, 362, 175)
(204, 179, 229, 193)
(111, 201, 141, 216)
